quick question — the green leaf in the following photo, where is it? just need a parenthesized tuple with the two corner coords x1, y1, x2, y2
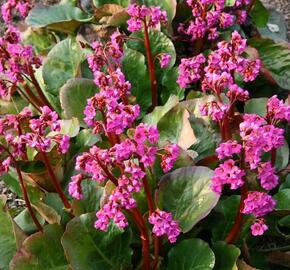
(127, 29, 176, 69)
(258, 10, 288, 41)
(248, 38, 290, 89)
(157, 107, 196, 149)
(160, 67, 184, 103)
(280, 174, 290, 190)
(225, 0, 236, 6)
(71, 180, 103, 215)
(22, 28, 56, 55)
(143, 95, 179, 125)
(93, 0, 128, 7)
(60, 78, 98, 127)
(1, 168, 22, 196)
(122, 48, 151, 112)
(274, 189, 290, 210)
(212, 196, 240, 241)
(244, 98, 268, 117)
(61, 213, 132, 269)
(26, 2, 93, 33)
(42, 38, 86, 110)
(14, 209, 45, 234)
(75, 129, 101, 148)
(143, 0, 177, 22)
(167, 238, 215, 270)
(10, 224, 68, 270)
(275, 141, 289, 171)
(212, 242, 240, 270)
(0, 196, 19, 270)
(250, 0, 269, 27)
(157, 166, 219, 233)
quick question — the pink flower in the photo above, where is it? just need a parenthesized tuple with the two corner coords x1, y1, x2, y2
(216, 140, 242, 159)
(149, 210, 181, 243)
(161, 144, 180, 172)
(211, 159, 245, 194)
(242, 192, 276, 217)
(267, 95, 290, 122)
(251, 219, 268, 236)
(160, 54, 171, 68)
(69, 174, 85, 200)
(258, 162, 279, 190)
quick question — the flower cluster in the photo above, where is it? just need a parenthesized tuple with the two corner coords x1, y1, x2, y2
(179, 32, 260, 123)
(179, 0, 249, 41)
(70, 123, 180, 241)
(127, 4, 167, 32)
(1, 0, 31, 22)
(0, 26, 41, 99)
(71, 36, 181, 242)
(0, 106, 70, 162)
(211, 96, 290, 236)
(85, 34, 139, 135)
(149, 210, 181, 243)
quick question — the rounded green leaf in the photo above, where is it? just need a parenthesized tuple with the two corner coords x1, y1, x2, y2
(157, 166, 219, 233)
(274, 189, 290, 210)
(127, 29, 176, 68)
(0, 196, 20, 270)
(122, 48, 151, 112)
(93, 0, 128, 7)
(143, 0, 177, 22)
(244, 98, 268, 117)
(26, 2, 93, 33)
(60, 78, 98, 126)
(10, 224, 68, 270)
(212, 241, 240, 270)
(42, 38, 86, 109)
(167, 238, 215, 270)
(61, 213, 132, 270)
(249, 38, 290, 89)
(250, 0, 269, 27)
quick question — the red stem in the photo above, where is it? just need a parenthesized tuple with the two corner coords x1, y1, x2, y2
(40, 152, 71, 209)
(0, 144, 43, 232)
(23, 84, 45, 108)
(140, 163, 160, 269)
(27, 65, 54, 111)
(143, 20, 158, 109)
(247, 0, 257, 14)
(98, 159, 151, 270)
(225, 149, 248, 244)
(271, 149, 276, 167)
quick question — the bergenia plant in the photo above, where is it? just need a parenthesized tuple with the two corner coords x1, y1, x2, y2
(0, 0, 290, 269)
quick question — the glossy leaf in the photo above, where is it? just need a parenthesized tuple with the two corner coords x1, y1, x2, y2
(143, 95, 179, 125)
(157, 107, 196, 149)
(250, 0, 269, 27)
(127, 29, 176, 69)
(244, 98, 268, 117)
(26, 2, 92, 33)
(10, 224, 68, 270)
(212, 241, 240, 270)
(167, 238, 215, 270)
(60, 78, 98, 126)
(0, 196, 19, 270)
(157, 166, 219, 232)
(42, 38, 86, 109)
(71, 180, 103, 215)
(14, 209, 45, 234)
(122, 48, 151, 112)
(274, 189, 290, 210)
(249, 38, 290, 89)
(61, 213, 132, 269)
(93, 0, 128, 7)
(143, 0, 177, 22)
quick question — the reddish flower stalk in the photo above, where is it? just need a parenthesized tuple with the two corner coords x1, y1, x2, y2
(143, 20, 158, 109)
(247, 0, 257, 14)
(225, 149, 247, 244)
(40, 151, 71, 209)
(28, 65, 54, 111)
(0, 144, 43, 232)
